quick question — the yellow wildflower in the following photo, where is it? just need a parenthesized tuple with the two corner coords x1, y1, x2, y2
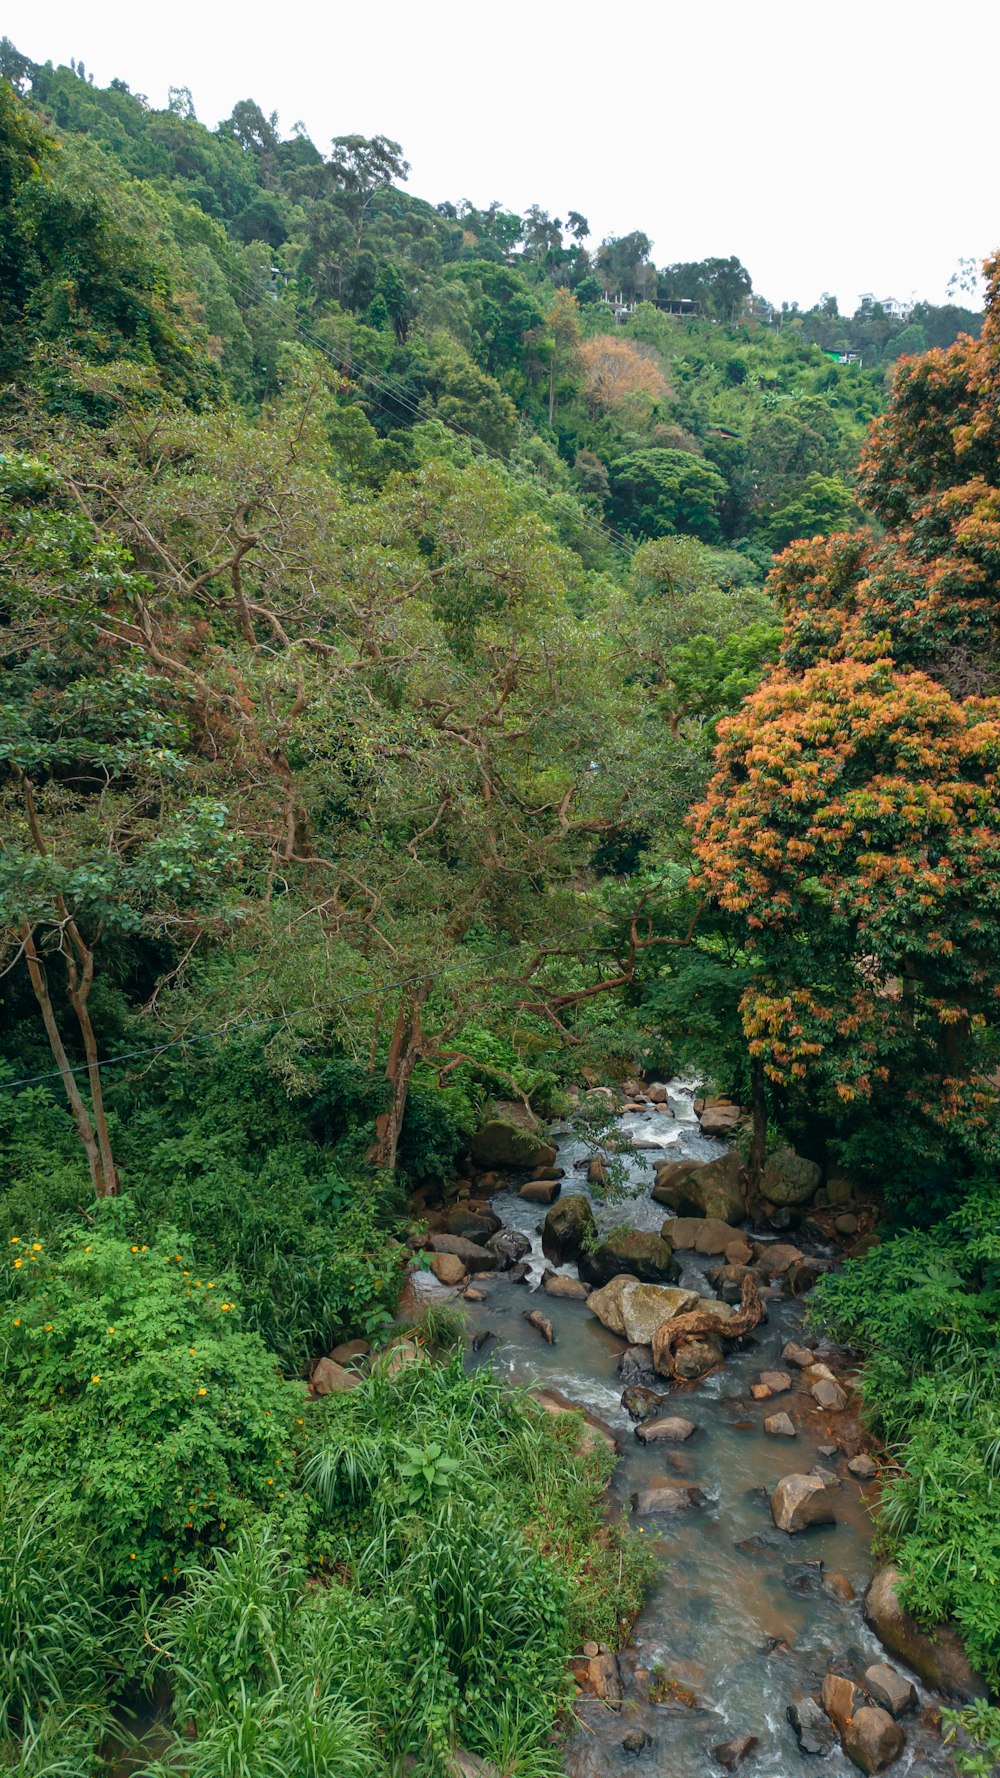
(91, 1375, 101, 1384)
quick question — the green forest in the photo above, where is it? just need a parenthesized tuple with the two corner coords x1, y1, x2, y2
(0, 36, 998, 1778)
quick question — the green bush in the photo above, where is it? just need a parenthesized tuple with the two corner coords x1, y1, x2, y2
(0, 1221, 306, 1591)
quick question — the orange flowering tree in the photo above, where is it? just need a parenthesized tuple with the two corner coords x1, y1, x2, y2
(691, 255, 1000, 1192)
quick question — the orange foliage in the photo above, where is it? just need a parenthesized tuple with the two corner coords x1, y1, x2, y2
(577, 335, 668, 413)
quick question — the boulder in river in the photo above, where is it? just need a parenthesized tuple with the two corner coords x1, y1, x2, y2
(841, 1705, 905, 1773)
(760, 1148, 822, 1207)
(631, 1481, 706, 1514)
(665, 1216, 745, 1255)
(655, 1151, 746, 1223)
(518, 1177, 561, 1205)
(821, 1673, 864, 1733)
(542, 1194, 597, 1264)
(712, 1734, 758, 1769)
(863, 1566, 988, 1699)
(848, 1453, 878, 1479)
(428, 1233, 500, 1270)
(764, 1411, 796, 1438)
(700, 1102, 743, 1136)
(541, 1271, 590, 1299)
(579, 1229, 680, 1287)
(754, 1242, 804, 1279)
(568, 1648, 624, 1706)
(429, 1252, 467, 1286)
(863, 1665, 917, 1719)
(781, 1340, 816, 1369)
(760, 1370, 793, 1394)
(470, 1119, 556, 1170)
(486, 1228, 532, 1268)
(586, 1272, 641, 1336)
(787, 1697, 837, 1755)
(444, 1206, 502, 1241)
(673, 1331, 725, 1379)
(622, 1384, 666, 1420)
(619, 1281, 700, 1344)
(771, 1473, 837, 1533)
(636, 1414, 697, 1444)
(619, 1343, 659, 1388)
(811, 1377, 849, 1412)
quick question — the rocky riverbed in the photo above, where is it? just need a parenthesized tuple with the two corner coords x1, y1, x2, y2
(400, 1078, 970, 1777)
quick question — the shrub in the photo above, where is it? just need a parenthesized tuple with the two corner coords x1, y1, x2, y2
(0, 1221, 306, 1590)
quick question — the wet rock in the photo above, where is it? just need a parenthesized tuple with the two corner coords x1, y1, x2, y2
(462, 1286, 485, 1301)
(811, 1464, 841, 1488)
(863, 1665, 917, 1719)
(542, 1194, 597, 1265)
(507, 1261, 532, 1282)
(586, 1272, 641, 1336)
(621, 1385, 666, 1421)
(690, 1151, 747, 1222)
(848, 1453, 878, 1479)
(523, 1308, 555, 1343)
(751, 1382, 773, 1401)
(818, 1443, 838, 1457)
(826, 1572, 856, 1601)
(708, 1263, 755, 1303)
(673, 1332, 726, 1379)
(622, 1727, 653, 1756)
(588, 1155, 610, 1186)
(310, 1357, 362, 1395)
(619, 1344, 659, 1388)
(699, 1102, 743, 1137)
(486, 1228, 532, 1268)
(631, 1482, 706, 1514)
(569, 1648, 623, 1706)
(518, 1177, 562, 1205)
(620, 1281, 700, 1343)
(754, 1241, 804, 1279)
(330, 1338, 370, 1365)
(532, 1387, 620, 1456)
(771, 1473, 837, 1533)
(786, 1259, 829, 1296)
(580, 1230, 680, 1287)
(761, 1369, 793, 1394)
(647, 1082, 669, 1102)
(764, 1411, 796, 1437)
(811, 1378, 849, 1412)
(429, 1252, 468, 1286)
(665, 1216, 746, 1256)
(635, 1414, 697, 1444)
(470, 1119, 556, 1170)
(787, 1696, 838, 1755)
(541, 1271, 590, 1299)
(471, 1330, 494, 1352)
(781, 1340, 816, 1369)
(712, 1734, 758, 1768)
(737, 1531, 783, 1555)
(533, 1163, 565, 1179)
(651, 1159, 706, 1207)
(785, 1559, 825, 1595)
(429, 1233, 500, 1270)
(445, 1206, 502, 1241)
(863, 1566, 987, 1699)
(822, 1673, 865, 1733)
(725, 1240, 755, 1266)
(835, 1213, 860, 1236)
(842, 1705, 905, 1773)
(760, 1148, 822, 1207)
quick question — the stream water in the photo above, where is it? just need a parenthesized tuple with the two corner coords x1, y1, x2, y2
(450, 1081, 955, 1778)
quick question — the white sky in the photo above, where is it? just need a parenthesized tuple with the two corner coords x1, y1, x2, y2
(5, 0, 996, 313)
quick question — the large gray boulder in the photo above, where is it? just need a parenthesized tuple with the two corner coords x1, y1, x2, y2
(841, 1706, 905, 1774)
(619, 1281, 699, 1344)
(579, 1229, 680, 1287)
(771, 1473, 837, 1533)
(542, 1194, 597, 1265)
(652, 1151, 745, 1223)
(863, 1665, 917, 1719)
(863, 1567, 987, 1700)
(760, 1148, 822, 1207)
(428, 1233, 500, 1270)
(586, 1273, 641, 1337)
(665, 1216, 745, 1255)
(471, 1119, 556, 1170)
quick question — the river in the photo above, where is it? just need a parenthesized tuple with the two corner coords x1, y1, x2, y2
(451, 1079, 955, 1778)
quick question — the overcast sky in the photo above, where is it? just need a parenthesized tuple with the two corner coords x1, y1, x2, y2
(6, 0, 996, 313)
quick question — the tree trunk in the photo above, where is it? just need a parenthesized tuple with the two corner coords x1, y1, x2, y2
(548, 351, 556, 427)
(748, 1056, 768, 1188)
(20, 924, 111, 1197)
(366, 983, 429, 1172)
(62, 920, 119, 1197)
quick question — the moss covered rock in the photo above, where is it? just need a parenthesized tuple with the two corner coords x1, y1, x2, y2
(471, 1120, 557, 1170)
(541, 1193, 597, 1264)
(579, 1229, 680, 1287)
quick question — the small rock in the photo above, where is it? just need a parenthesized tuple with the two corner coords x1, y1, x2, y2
(330, 1338, 370, 1365)
(583, 1639, 599, 1657)
(429, 1233, 500, 1270)
(811, 1464, 841, 1488)
(310, 1357, 362, 1395)
(622, 1385, 666, 1421)
(588, 1156, 610, 1186)
(802, 1362, 835, 1384)
(635, 1414, 698, 1444)
(755, 1242, 804, 1278)
(712, 1735, 758, 1769)
(381, 1339, 428, 1379)
(487, 1228, 532, 1268)
(811, 1378, 849, 1411)
(622, 1728, 653, 1756)
(619, 1343, 659, 1388)
(771, 1473, 836, 1533)
(818, 1443, 838, 1457)
(631, 1483, 706, 1514)
(760, 1370, 793, 1394)
(787, 1696, 838, 1755)
(523, 1309, 555, 1343)
(725, 1240, 754, 1266)
(835, 1212, 860, 1236)
(673, 1331, 725, 1379)
(540, 1272, 589, 1299)
(863, 1665, 917, 1720)
(784, 1559, 825, 1595)
(781, 1340, 815, 1368)
(462, 1287, 485, 1301)
(822, 1673, 865, 1734)
(842, 1705, 905, 1773)
(826, 1572, 856, 1601)
(430, 1252, 468, 1286)
(518, 1177, 562, 1205)
(751, 1383, 773, 1401)
(848, 1453, 878, 1479)
(764, 1412, 796, 1438)
(568, 1649, 623, 1707)
(647, 1082, 669, 1102)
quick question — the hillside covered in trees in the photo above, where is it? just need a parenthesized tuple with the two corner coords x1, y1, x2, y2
(0, 37, 998, 1778)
